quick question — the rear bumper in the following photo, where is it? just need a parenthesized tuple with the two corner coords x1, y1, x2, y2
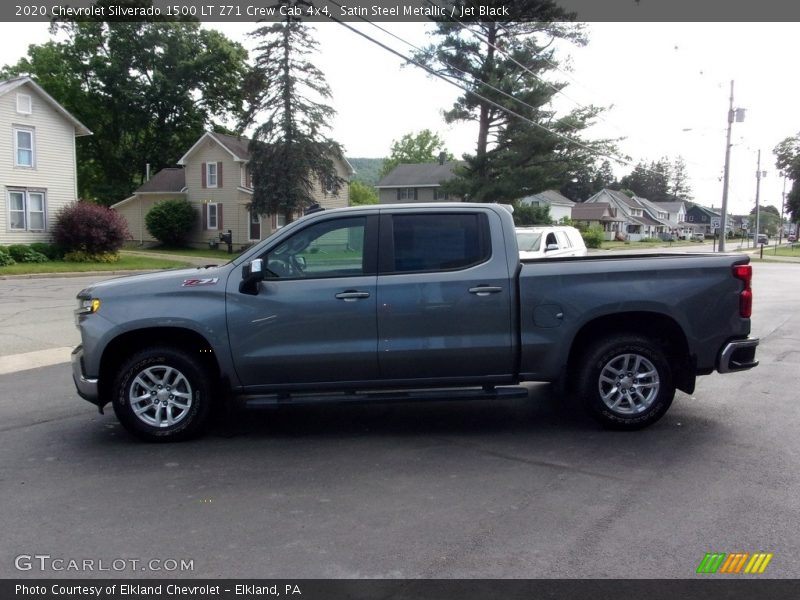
(718, 338, 759, 373)
(71, 345, 102, 406)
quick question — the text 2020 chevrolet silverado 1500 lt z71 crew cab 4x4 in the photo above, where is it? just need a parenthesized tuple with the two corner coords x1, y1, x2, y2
(72, 203, 759, 441)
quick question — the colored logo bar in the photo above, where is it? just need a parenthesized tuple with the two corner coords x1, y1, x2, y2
(696, 552, 773, 574)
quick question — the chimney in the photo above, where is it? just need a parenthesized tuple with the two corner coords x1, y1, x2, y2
(438, 152, 446, 165)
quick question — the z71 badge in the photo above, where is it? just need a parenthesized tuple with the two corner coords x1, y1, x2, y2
(182, 278, 219, 287)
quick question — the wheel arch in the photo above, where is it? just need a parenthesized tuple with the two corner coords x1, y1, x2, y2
(98, 327, 221, 403)
(566, 311, 695, 394)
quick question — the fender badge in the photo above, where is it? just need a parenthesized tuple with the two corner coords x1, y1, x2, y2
(182, 278, 219, 287)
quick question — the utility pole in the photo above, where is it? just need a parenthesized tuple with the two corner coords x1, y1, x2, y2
(779, 174, 787, 245)
(719, 80, 735, 252)
(754, 149, 762, 248)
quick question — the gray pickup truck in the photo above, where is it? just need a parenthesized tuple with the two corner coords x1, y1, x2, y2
(72, 203, 758, 441)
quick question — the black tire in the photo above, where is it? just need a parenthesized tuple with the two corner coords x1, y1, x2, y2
(576, 334, 675, 430)
(112, 347, 213, 442)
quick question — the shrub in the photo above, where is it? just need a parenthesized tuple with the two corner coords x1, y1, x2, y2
(7, 244, 30, 262)
(29, 242, 65, 260)
(64, 250, 120, 263)
(512, 204, 552, 226)
(581, 226, 605, 249)
(145, 200, 196, 246)
(52, 202, 129, 254)
(0, 247, 15, 266)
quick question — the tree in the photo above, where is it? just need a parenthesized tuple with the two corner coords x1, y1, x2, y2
(620, 159, 672, 202)
(239, 20, 343, 221)
(349, 180, 379, 206)
(415, 1, 618, 202)
(774, 133, 800, 224)
(670, 156, 693, 200)
(379, 129, 453, 178)
(0, 2, 249, 203)
(559, 159, 617, 201)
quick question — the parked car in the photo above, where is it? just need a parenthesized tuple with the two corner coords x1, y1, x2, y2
(752, 233, 768, 245)
(516, 226, 588, 259)
(72, 203, 759, 440)
(787, 234, 797, 243)
(691, 233, 705, 242)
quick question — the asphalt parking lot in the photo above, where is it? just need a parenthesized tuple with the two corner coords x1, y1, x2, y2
(1, 262, 799, 579)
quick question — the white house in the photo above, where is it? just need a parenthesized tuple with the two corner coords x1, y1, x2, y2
(0, 76, 91, 244)
(517, 189, 575, 223)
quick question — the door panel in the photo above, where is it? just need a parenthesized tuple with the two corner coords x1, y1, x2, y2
(376, 211, 514, 380)
(227, 215, 378, 389)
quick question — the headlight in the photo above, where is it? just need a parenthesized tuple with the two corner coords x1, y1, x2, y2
(77, 298, 101, 315)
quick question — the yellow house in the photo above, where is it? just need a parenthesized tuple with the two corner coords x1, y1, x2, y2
(112, 131, 352, 249)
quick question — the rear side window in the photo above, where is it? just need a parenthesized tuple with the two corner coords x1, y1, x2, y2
(388, 213, 491, 273)
(556, 231, 571, 248)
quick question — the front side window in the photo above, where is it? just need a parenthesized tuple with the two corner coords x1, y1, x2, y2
(390, 213, 490, 273)
(206, 162, 218, 188)
(7, 189, 46, 231)
(14, 128, 34, 167)
(263, 217, 366, 279)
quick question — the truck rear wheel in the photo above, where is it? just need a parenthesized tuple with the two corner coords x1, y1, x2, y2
(112, 347, 212, 442)
(577, 334, 675, 430)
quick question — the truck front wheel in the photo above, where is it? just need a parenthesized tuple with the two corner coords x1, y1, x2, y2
(577, 334, 675, 430)
(112, 347, 212, 442)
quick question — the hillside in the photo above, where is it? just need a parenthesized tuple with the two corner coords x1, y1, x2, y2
(347, 157, 384, 187)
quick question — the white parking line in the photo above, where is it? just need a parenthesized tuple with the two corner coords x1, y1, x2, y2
(0, 347, 73, 375)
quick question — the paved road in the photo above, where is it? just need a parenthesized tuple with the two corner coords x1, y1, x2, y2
(0, 263, 798, 579)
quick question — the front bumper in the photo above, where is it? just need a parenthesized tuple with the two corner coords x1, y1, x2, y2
(71, 345, 102, 407)
(718, 338, 759, 374)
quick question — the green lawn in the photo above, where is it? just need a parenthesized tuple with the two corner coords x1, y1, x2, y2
(599, 239, 702, 250)
(764, 244, 800, 257)
(128, 245, 243, 260)
(0, 255, 190, 275)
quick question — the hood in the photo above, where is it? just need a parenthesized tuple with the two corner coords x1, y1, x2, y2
(78, 264, 231, 297)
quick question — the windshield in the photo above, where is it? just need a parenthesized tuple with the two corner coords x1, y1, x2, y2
(516, 231, 543, 252)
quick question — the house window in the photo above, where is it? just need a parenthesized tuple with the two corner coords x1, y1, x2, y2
(433, 188, 449, 201)
(688, 215, 694, 222)
(396, 187, 417, 201)
(206, 162, 218, 188)
(16, 94, 32, 114)
(8, 189, 46, 231)
(275, 213, 287, 229)
(324, 174, 336, 195)
(206, 203, 218, 229)
(14, 127, 34, 167)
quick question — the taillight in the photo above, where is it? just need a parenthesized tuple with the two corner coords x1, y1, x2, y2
(733, 264, 752, 318)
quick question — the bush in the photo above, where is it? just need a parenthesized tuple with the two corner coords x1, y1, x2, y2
(581, 226, 605, 249)
(145, 200, 196, 246)
(512, 204, 552, 226)
(0, 247, 16, 266)
(63, 250, 120, 263)
(7, 244, 30, 262)
(52, 202, 129, 254)
(29, 242, 65, 260)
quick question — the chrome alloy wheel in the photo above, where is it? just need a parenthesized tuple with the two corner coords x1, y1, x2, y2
(128, 365, 193, 428)
(597, 353, 660, 415)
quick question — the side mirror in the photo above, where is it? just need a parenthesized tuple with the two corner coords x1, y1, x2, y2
(239, 258, 265, 295)
(545, 243, 559, 252)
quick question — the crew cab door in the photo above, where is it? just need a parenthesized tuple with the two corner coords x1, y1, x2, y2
(227, 214, 379, 388)
(376, 209, 514, 381)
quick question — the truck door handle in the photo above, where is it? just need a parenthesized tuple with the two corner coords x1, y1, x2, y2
(335, 291, 371, 302)
(468, 286, 503, 296)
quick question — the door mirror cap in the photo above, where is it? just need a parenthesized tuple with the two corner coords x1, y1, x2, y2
(239, 258, 265, 295)
(545, 243, 559, 252)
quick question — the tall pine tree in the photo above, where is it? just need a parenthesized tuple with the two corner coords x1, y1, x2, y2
(414, 0, 618, 202)
(240, 17, 343, 221)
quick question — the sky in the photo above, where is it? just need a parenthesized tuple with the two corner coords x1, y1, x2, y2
(2, 20, 798, 216)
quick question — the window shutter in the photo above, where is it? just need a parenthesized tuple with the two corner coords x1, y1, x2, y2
(217, 204, 223, 230)
(217, 162, 223, 188)
(202, 204, 208, 230)
(413, 188, 418, 201)
(396, 189, 401, 201)
(201, 163, 207, 188)
(272, 214, 277, 229)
